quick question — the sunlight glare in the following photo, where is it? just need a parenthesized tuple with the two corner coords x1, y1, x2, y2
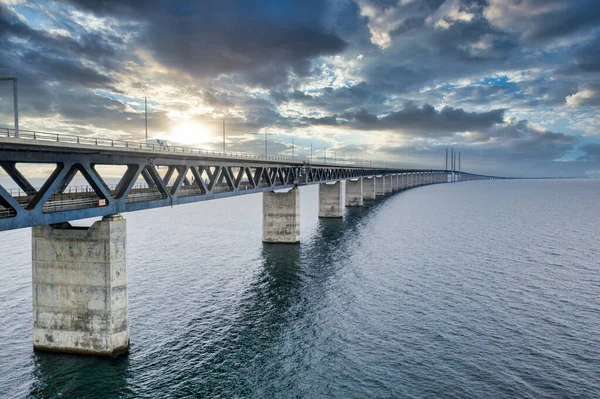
(169, 122, 214, 146)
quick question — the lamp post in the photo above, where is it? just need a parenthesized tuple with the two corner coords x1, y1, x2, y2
(144, 97, 148, 140)
(1, 77, 18, 137)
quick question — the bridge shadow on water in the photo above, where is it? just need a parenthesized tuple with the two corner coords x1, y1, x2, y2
(28, 191, 401, 398)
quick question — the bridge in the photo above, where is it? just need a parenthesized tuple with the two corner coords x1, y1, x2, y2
(0, 127, 503, 356)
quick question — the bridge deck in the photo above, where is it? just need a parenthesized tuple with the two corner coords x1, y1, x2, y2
(0, 131, 497, 231)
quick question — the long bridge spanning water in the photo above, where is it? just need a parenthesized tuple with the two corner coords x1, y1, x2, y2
(0, 128, 503, 356)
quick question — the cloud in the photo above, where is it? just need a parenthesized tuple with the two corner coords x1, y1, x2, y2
(484, 0, 600, 42)
(0, 0, 598, 177)
(579, 143, 600, 161)
(63, 0, 348, 87)
(565, 87, 600, 108)
(304, 102, 505, 137)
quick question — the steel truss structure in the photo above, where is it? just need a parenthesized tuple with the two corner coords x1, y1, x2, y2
(0, 138, 500, 231)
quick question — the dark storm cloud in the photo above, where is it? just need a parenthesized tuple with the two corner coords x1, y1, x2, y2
(0, 5, 116, 87)
(64, 0, 348, 87)
(358, 14, 521, 97)
(558, 37, 600, 79)
(301, 115, 340, 126)
(485, 0, 600, 43)
(377, 118, 580, 176)
(461, 119, 578, 164)
(0, 3, 125, 123)
(353, 103, 505, 135)
(270, 90, 315, 104)
(273, 83, 388, 117)
(304, 103, 505, 136)
(0, 3, 129, 69)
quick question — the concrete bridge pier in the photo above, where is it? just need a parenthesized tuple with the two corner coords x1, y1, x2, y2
(376, 176, 386, 196)
(345, 179, 363, 207)
(32, 215, 129, 356)
(385, 176, 393, 194)
(263, 187, 300, 243)
(363, 177, 376, 200)
(392, 174, 399, 191)
(319, 182, 343, 217)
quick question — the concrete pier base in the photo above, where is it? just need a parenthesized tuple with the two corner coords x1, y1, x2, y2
(319, 182, 343, 217)
(385, 176, 393, 194)
(263, 187, 300, 243)
(363, 177, 376, 200)
(345, 179, 363, 207)
(392, 175, 399, 191)
(32, 215, 129, 356)
(376, 176, 386, 196)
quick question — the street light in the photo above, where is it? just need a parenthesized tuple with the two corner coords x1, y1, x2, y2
(264, 130, 271, 156)
(0, 77, 18, 137)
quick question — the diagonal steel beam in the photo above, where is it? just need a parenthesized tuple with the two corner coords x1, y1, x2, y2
(206, 166, 220, 192)
(0, 162, 36, 195)
(0, 182, 24, 215)
(219, 167, 234, 191)
(244, 167, 255, 188)
(161, 165, 176, 186)
(56, 166, 79, 194)
(115, 164, 143, 199)
(170, 165, 188, 196)
(141, 167, 156, 188)
(144, 164, 169, 196)
(79, 163, 113, 201)
(189, 166, 208, 194)
(27, 163, 71, 211)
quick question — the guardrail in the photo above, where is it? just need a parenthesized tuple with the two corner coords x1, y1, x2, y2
(0, 127, 388, 169)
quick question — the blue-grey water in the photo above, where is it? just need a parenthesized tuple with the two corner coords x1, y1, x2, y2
(1, 179, 599, 398)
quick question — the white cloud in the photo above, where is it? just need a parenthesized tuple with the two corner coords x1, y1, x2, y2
(565, 88, 598, 108)
(484, 0, 566, 34)
(426, 0, 477, 30)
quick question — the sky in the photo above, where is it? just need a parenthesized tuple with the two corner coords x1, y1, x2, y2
(0, 0, 599, 177)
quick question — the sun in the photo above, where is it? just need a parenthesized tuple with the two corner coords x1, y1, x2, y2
(169, 122, 214, 146)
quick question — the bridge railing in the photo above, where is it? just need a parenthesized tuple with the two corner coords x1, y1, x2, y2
(1, 127, 381, 169)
